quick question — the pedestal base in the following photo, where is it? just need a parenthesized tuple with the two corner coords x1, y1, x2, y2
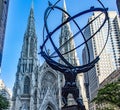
(62, 105, 80, 110)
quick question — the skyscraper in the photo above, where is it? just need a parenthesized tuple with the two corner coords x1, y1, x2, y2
(82, 11, 120, 110)
(116, 0, 120, 16)
(0, 0, 9, 71)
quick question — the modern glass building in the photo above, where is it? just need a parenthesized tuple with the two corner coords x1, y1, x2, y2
(82, 11, 120, 110)
(0, 0, 9, 70)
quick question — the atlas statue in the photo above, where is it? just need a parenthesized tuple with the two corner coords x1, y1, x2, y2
(40, 0, 109, 110)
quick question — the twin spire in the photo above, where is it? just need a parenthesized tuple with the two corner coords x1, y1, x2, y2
(63, 0, 67, 11)
(21, 0, 37, 58)
(23, 0, 79, 65)
(26, 0, 68, 37)
(31, 0, 34, 9)
(62, 0, 69, 23)
(25, 0, 35, 37)
(60, 0, 80, 66)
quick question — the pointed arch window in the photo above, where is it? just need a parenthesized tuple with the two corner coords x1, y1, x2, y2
(34, 90, 37, 104)
(25, 38, 29, 57)
(46, 106, 53, 110)
(30, 38, 34, 57)
(24, 76, 30, 94)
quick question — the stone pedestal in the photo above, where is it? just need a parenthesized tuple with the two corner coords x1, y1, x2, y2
(61, 105, 80, 110)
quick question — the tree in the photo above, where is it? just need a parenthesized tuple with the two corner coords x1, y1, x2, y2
(0, 94, 10, 110)
(92, 80, 120, 110)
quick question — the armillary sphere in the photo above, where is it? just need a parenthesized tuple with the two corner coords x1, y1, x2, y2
(40, 0, 109, 73)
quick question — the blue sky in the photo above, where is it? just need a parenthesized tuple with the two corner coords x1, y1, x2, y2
(1, 0, 118, 92)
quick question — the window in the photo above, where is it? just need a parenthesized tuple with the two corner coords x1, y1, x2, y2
(24, 76, 30, 94)
(34, 90, 37, 104)
(30, 38, 34, 57)
(46, 106, 52, 110)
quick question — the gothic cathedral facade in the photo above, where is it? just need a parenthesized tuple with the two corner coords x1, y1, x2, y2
(12, 1, 88, 110)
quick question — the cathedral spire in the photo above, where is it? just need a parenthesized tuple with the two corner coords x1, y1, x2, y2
(31, 0, 34, 9)
(21, 3, 37, 58)
(63, 0, 67, 11)
(62, 0, 69, 23)
(59, 0, 80, 66)
(61, 0, 71, 37)
(26, 3, 35, 36)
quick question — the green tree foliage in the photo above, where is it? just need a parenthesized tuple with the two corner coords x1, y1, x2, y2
(92, 80, 120, 110)
(0, 94, 10, 110)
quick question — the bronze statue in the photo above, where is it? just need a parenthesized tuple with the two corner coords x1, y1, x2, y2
(40, 0, 109, 109)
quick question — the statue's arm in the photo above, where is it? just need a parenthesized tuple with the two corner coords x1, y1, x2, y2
(76, 56, 99, 73)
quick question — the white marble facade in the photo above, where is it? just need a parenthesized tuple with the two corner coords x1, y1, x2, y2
(12, 5, 61, 110)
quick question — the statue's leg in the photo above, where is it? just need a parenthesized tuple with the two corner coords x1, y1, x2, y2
(73, 88, 86, 110)
(76, 98, 86, 110)
(62, 87, 68, 107)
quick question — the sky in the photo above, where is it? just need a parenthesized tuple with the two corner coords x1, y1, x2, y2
(0, 0, 118, 93)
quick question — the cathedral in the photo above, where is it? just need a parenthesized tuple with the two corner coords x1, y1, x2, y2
(12, 1, 88, 110)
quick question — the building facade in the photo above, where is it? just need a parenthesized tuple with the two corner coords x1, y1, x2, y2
(100, 68, 120, 88)
(12, 5, 61, 110)
(82, 11, 120, 110)
(12, 1, 88, 110)
(0, 0, 9, 71)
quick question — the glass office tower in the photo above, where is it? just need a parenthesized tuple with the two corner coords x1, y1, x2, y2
(83, 11, 120, 110)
